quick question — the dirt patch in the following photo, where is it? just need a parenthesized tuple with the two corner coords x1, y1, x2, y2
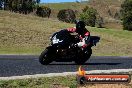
(78, 84, 132, 88)
(50, 84, 69, 88)
(103, 22, 123, 30)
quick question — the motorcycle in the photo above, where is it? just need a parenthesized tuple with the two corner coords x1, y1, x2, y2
(39, 30, 100, 65)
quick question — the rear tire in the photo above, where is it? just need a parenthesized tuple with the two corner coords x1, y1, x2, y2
(75, 48, 92, 65)
(39, 48, 53, 65)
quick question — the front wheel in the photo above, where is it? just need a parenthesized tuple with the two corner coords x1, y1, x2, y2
(39, 48, 54, 65)
(75, 48, 92, 65)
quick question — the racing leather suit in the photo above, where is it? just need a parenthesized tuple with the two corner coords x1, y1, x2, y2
(67, 27, 90, 48)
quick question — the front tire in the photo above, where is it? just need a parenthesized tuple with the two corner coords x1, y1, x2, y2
(39, 48, 53, 65)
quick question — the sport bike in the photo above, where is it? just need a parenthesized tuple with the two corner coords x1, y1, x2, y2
(39, 30, 100, 65)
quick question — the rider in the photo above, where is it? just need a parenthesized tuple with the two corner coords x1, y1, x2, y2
(67, 20, 90, 48)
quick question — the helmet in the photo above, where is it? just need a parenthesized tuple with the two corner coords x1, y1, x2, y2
(75, 20, 86, 33)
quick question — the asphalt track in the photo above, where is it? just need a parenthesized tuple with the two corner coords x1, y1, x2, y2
(0, 55, 132, 77)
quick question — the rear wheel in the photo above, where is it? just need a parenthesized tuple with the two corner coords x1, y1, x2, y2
(75, 48, 92, 65)
(39, 48, 54, 65)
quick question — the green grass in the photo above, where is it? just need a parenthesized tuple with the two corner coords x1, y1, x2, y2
(0, 10, 132, 56)
(40, 2, 88, 18)
(0, 46, 42, 55)
(0, 11, 73, 55)
(0, 76, 77, 88)
(41, 2, 88, 10)
(88, 27, 132, 56)
(0, 73, 131, 88)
